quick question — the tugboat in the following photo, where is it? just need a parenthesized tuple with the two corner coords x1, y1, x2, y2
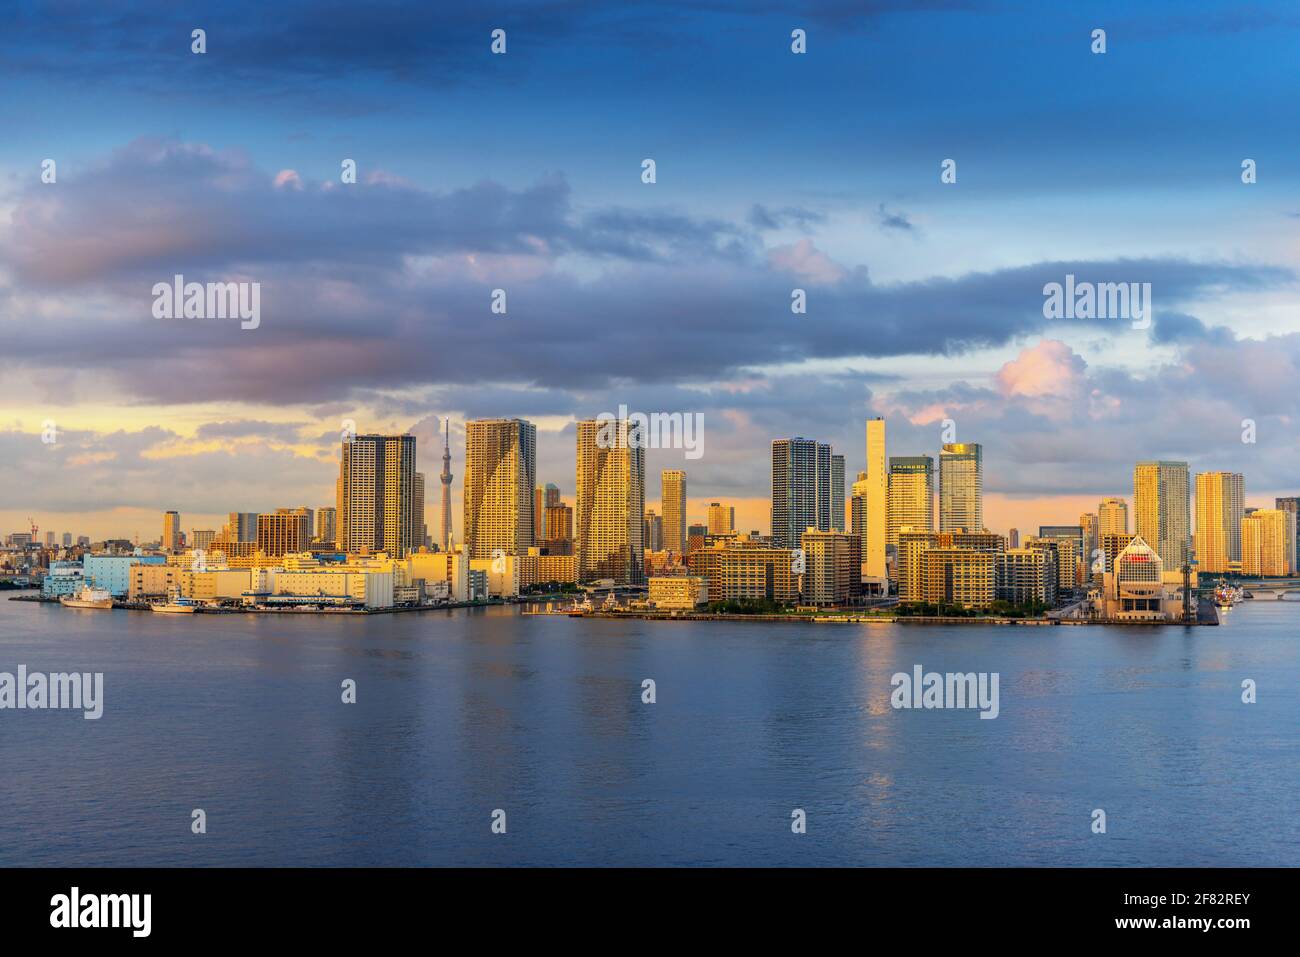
(59, 585, 113, 610)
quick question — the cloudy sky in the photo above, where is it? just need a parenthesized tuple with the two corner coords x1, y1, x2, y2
(3, 0, 1299, 541)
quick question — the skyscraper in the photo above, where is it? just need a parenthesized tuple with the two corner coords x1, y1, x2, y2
(257, 507, 312, 557)
(414, 472, 427, 549)
(831, 453, 846, 533)
(1242, 509, 1290, 577)
(338, 433, 419, 557)
(850, 470, 869, 559)
(864, 418, 887, 581)
(1079, 512, 1100, 576)
(771, 437, 831, 549)
(1098, 497, 1129, 536)
(577, 418, 646, 583)
(707, 502, 735, 535)
(662, 469, 687, 555)
(463, 418, 537, 561)
(886, 455, 934, 546)
(440, 418, 454, 550)
(316, 506, 337, 547)
(1133, 461, 1191, 569)
(162, 511, 181, 553)
(939, 443, 982, 533)
(644, 509, 664, 551)
(1194, 471, 1244, 573)
(1274, 497, 1300, 572)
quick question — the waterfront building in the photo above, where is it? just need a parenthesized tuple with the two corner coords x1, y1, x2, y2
(1079, 513, 1099, 579)
(648, 576, 709, 610)
(1194, 472, 1244, 574)
(662, 470, 687, 556)
(831, 454, 846, 533)
(83, 553, 167, 597)
(800, 528, 862, 606)
(463, 419, 537, 561)
(997, 547, 1055, 605)
(887, 455, 934, 547)
(1241, 509, 1291, 577)
(576, 418, 646, 584)
(1274, 497, 1300, 572)
(939, 443, 982, 533)
(40, 560, 84, 599)
(919, 548, 995, 609)
(771, 437, 832, 549)
(338, 433, 419, 557)
(688, 536, 799, 604)
(1134, 461, 1191, 570)
(864, 419, 888, 583)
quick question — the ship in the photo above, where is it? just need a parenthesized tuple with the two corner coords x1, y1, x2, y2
(150, 589, 199, 614)
(1213, 583, 1243, 610)
(59, 585, 113, 610)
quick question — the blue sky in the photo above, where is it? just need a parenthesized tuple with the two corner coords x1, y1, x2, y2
(2, 0, 1299, 538)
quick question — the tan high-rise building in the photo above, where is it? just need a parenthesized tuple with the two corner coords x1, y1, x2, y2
(662, 469, 687, 555)
(1194, 471, 1244, 573)
(887, 455, 934, 547)
(414, 472, 427, 549)
(1098, 497, 1128, 536)
(463, 419, 537, 561)
(162, 511, 181, 553)
(534, 485, 545, 542)
(1134, 461, 1190, 569)
(577, 419, 646, 583)
(864, 418, 888, 581)
(337, 433, 419, 557)
(939, 443, 982, 533)
(1079, 512, 1100, 577)
(315, 507, 338, 547)
(1242, 509, 1290, 577)
(257, 507, 312, 557)
(707, 502, 735, 535)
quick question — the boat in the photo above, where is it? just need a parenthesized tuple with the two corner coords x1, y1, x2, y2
(1213, 583, 1243, 610)
(150, 590, 199, 614)
(59, 586, 113, 610)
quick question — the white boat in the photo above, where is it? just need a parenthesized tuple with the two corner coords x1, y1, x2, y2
(60, 586, 113, 610)
(151, 590, 199, 614)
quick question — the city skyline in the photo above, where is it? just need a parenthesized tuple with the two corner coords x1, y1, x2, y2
(4, 3, 1300, 544)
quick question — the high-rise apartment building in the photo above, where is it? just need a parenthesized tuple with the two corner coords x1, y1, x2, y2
(830, 453, 846, 533)
(1079, 512, 1100, 577)
(257, 507, 312, 557)
(1098, 497, 1129, 536)
(413, 473, 427, 549)
(850, 471, 869, 561)
(662, 469, 687, 555)
(707, 502, 735, 536)
(939, 443, 982, 533)
(771, 438, 831, 549)
(1242, 509, 1290, 577)
(886, 455, 934, 546)
(1133, 461, 1190, 570)
(644, 509, 664, 552)
(162, 511, 181, 553)
(864, 418, 887, 581)
(1274, 497, 1300, 572)
(338, 433, 419, 557)
(316, 507, 337, 547)
(1194, 471, 1244, 573)
(463, 419, 537, 561)
(576, 419, 646, 584)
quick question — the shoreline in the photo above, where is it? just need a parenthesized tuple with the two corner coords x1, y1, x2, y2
(7, 592, 1220, 625)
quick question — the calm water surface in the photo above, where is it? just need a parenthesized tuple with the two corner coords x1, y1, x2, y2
(0, 595, 1296, 866)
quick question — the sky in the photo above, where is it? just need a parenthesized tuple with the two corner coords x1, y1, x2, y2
(3, 0, 1300, 542)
